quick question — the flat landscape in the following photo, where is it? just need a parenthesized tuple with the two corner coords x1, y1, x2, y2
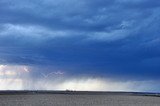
(0, 91, 160, 106)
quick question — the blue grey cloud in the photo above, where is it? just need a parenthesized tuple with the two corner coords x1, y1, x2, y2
(0, 0, 160, 80)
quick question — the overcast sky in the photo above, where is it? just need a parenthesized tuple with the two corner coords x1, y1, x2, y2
(0, 0, 160, 91)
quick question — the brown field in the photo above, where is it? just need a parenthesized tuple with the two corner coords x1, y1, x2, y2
(0, 91, 160, 106)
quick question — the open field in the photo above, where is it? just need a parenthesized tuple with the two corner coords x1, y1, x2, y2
(0, 91, 160, 106)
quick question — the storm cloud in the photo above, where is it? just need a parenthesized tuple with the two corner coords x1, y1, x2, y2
(0, 0, 160, 91)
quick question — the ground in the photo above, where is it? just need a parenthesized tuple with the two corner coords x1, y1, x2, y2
(0, 91, 160, 106)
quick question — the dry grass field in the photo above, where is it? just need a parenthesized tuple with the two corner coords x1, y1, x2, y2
(0, 91, 160, 106)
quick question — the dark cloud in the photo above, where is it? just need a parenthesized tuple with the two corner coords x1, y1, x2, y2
(0, 0, 160, 80)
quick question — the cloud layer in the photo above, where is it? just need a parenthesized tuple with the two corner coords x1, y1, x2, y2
(1, 65, 160, 92)
(0, 0, 160, 91)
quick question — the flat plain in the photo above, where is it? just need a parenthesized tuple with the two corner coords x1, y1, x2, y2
(0, 91, 160, 106)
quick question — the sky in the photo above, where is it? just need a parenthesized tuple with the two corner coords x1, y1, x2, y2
(0, 0, 160, 92)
